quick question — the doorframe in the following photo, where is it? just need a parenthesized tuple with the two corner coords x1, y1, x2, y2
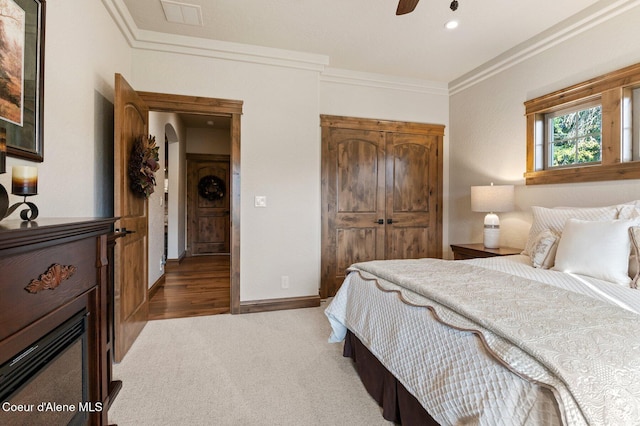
(139, 91, 242, 314)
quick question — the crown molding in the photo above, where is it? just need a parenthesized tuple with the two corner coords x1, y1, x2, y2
(102, 0, 139, 43)
(321, 67, 448, 96)
(104, 0, 633, 96)
(449, 0, 640, 95)
(103, 0, 446, 95)
(102, 0, 329, 72)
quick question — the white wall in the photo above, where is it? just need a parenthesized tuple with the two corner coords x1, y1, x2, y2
(186, 128, 231, 155)
(165, 119, 187, 262)
(131, 51, 323, 301)
(449, 6, 640, 255)
(0, 0, 131, 218)
(147, 112, 187, 288)
(147, 113, 166, 288)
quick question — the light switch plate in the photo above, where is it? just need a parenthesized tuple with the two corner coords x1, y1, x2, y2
(255, 196, 267, 207)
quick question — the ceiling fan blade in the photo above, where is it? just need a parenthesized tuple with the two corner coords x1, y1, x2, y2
(396, 0, 420, 15)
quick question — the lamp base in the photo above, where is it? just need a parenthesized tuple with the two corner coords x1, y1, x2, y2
(483, 213, 500, 249)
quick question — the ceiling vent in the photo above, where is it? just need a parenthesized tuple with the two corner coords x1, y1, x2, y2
(161, 0, 203, 26)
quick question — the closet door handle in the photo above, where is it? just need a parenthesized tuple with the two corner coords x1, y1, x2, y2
(375, 219, 384, 225)
(387, 219, 394, 224)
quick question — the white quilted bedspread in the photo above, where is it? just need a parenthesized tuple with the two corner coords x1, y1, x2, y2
(325, 256, 640, 426)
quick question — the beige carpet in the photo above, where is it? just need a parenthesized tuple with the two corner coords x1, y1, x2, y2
(108, 300, 392, 425)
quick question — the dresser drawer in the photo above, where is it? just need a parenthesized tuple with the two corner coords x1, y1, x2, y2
(0, 237, 97, 341)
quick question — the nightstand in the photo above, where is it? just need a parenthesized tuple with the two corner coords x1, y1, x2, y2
(450, 243, 522, 260)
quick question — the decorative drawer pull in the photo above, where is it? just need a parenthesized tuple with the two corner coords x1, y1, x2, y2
(24, 264, 77, 294)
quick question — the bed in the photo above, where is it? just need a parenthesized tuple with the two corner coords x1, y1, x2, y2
(325, 204, 640, 425)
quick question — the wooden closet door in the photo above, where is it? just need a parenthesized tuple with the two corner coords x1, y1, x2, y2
(385, 133, 442, 260)
(321, 127, 386, 298)
(320, 115, 444, 298)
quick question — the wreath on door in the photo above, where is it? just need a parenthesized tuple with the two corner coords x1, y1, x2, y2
(198, 175, 225, 201)
(128, 135, 160, 198)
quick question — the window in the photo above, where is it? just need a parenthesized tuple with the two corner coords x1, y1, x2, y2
(524, 63, 640, 185)
(623, 86, 640, 162)
(546, 103, 602, 168)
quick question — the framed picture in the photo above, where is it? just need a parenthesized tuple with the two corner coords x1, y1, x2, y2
(0, 0, 45, 162)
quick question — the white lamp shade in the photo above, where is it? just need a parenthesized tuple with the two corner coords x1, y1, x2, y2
(471, 184, 514, 213)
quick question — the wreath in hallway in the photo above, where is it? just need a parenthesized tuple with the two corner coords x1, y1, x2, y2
(198, 175, 225, 201)
(128, 135, 160, 198)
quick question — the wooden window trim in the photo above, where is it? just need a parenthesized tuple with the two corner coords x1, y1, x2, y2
(524, 62, 640, 185)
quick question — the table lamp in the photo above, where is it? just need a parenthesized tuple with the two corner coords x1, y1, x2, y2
(471, 183, 514, 249)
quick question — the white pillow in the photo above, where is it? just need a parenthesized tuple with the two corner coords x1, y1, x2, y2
(523, 206, 619, 256)
(553, 218, 637, 286)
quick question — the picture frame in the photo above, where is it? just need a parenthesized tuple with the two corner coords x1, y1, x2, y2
(0, 0, 45, 162)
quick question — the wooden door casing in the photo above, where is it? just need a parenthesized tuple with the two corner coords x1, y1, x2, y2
(113, 74, 149, 362)
(187, 154, 231, 255)
(321, 115, 444, 298)
(137, 91, 243, 313)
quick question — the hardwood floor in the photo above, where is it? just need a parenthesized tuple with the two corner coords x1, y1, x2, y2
(148, 255, 230, 320)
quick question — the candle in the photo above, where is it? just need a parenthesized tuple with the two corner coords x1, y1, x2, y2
(12, 166, 38, 196)
(0, 127, 5, 175)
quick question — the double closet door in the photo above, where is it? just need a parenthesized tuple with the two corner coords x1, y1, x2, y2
(320, 115, 444, 298)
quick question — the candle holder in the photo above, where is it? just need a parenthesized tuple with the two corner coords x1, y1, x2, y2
(0, 165, 39, 222)
(0, 185, 38, 221)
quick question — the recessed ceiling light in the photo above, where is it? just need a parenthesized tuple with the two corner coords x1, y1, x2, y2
(445, 20, 459, 30)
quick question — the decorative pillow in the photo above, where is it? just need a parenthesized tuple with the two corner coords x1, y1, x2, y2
(629, 226, 640, 289)
(553, 218, 637, 286)
(614, 204, 640, 279)
(529, 229, 560, 269)
(629, 254, 638, 282)
(523, 206, 619, 256)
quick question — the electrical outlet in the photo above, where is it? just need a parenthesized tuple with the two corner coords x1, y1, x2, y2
(160, 259, 164, 272)
(281, 275, 289, 289)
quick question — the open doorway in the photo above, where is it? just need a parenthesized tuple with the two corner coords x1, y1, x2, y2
(180, 114, 231, 257)
(148, 114, 233, 320)
(140, 91, 242, 316)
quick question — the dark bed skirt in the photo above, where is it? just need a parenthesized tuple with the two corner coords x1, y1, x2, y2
(344, 330, 440, 426)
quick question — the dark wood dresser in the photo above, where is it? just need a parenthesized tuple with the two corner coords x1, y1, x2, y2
(0, 218, 115, 425)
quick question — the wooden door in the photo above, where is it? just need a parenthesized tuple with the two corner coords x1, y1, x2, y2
(113, 74, 149, 362)
(321, 127, 386, 298)
(385, 133, 441, 259)
(320, 115, 444, 298)
(187, 154, 231, 255)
